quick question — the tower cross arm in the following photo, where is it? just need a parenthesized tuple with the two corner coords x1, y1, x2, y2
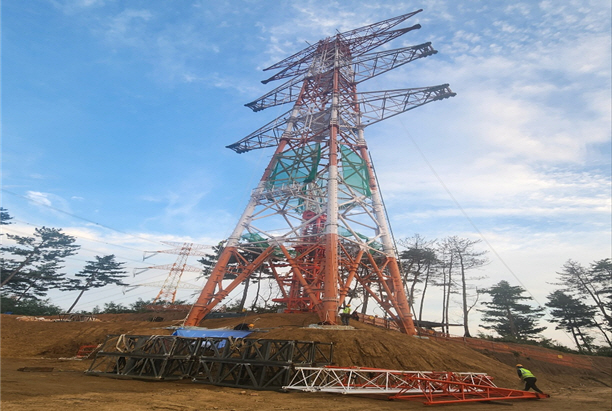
(336, 9, 423, 42)
(353, 43, 437, 84)
(346, 25, 422, 60)
(262, 41, 321, 76)
(144, 264, 203, 273)
(246, 75, 305, 111)
(128, 281, 203, 289)
(160, 241, 213, 250)
(354, 84, 456, 126)
(143, 241, 214, 259)
(262, 26, 422, 85)
(226, 109, 293, 153)
(263, 9, 423, 74)
(246, 43, 437, 113)
(144, 247, 212, 257)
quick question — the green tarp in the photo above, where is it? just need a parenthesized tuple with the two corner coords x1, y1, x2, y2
(340, 145, 371, 197)
(268, 143, 321, 187)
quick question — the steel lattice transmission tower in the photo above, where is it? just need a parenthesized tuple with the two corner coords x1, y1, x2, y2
(130, 242, 209, 310)
(185, 9, 455, 334)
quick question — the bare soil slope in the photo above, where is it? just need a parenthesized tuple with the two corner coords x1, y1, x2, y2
(1, 312, 611, 411)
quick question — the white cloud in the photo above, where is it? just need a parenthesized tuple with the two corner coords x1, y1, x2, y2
(25, 191, 53, 207)
(103, 8, 153, 42)
(50, 0, 109, 15)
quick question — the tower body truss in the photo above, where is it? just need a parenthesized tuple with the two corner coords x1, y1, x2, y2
(185, 10, 455, 333)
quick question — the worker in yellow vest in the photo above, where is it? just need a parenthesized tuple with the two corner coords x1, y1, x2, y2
(340, 304, 351, 326)
(516, 364, 544, 393)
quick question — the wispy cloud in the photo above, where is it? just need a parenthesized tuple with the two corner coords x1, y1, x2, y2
(51, 2, 233, 86)
(50, 0, 108, 15)
(25, 191, 54, 207)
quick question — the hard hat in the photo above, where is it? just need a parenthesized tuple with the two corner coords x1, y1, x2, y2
(515, 364, 523, 367)
(248, 324, 254, 328)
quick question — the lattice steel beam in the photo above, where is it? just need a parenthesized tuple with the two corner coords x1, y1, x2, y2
(284, 366, 550, 405)
(246, 43, 437, 112)
(86, 334, 334, 390)
(263, 9, 423, 74)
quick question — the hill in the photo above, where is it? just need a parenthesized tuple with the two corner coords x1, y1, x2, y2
(1, 312, 611, 411)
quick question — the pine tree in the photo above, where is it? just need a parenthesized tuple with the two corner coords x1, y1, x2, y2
(0, 207, 13, 225)
(1, 227, 79, 299)
(397, 234, 439, 322)
(61, 255, 127, 313)
(557, 259, 611, 327)
(438, 236, 488, 337)
(546, 290, 597, 354)
(478, 280, 546, 341)
(588, 259, 612, 326)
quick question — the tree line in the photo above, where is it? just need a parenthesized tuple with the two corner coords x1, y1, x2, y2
(1, 208, 129, 313)
(1, 208, 611, 354)
(394, 233, 611, 355)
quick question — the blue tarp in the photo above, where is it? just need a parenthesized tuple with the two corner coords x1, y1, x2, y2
(172, 328, 252, 339)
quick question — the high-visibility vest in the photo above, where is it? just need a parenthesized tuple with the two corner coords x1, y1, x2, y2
(343, 307, 351, 314)
(518, 367, 535, 379)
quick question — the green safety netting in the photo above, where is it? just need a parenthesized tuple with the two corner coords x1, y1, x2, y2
(241, 232, 269, 248)
(268, 143, 321, 187)
(240, 232, 288, 257)
(241, 228, 381, 255)
(339, 226, 382, 251)
(267, 143, 371, 200)
(340, 145, 371, 197)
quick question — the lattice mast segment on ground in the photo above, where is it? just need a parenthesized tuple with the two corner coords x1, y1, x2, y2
(184, 9, 455, 333)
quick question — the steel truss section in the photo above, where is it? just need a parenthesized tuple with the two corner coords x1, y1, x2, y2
(85, 334, 203, 380)
(228, 84, 455, 153)
(391, 376, 551, 405)
(192, 338, 334, 389)
(245, 43, 438, 113)
(262, 10, 424, 82)
(85, 334, 334, 390)
(284, 366, 549, 405)
(284, 366, 494, 394)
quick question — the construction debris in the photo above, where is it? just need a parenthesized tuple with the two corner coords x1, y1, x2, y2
(15, 316, 53, 322)
(56, 314, 100, 322)
(17, 367, 54, 372)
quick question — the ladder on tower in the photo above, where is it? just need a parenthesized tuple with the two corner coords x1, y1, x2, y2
(283, 366, 550, 406)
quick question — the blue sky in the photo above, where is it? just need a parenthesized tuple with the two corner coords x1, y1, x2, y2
(2, 1, 611, 346)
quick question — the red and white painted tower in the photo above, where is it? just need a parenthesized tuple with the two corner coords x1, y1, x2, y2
(185, 10, 455, 334)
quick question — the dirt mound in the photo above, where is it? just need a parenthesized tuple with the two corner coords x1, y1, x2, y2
(1, 312, 610, 391)
(195, 312, 612, 389)
(1, 314, 171, 358)
(1, 312, 611, 411)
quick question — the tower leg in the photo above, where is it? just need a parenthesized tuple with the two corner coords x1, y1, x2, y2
(184, 246, 275, 326)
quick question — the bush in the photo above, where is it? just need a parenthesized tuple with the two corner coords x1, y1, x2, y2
(101, 302, 130, 314)
(594, 346, 612, 357)
(1, 295, 62, 316)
